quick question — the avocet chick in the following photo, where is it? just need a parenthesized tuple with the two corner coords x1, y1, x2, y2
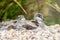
(17, 15, 26, 24)
(16, 15, 26, 29)
(34, 13, 45, 29)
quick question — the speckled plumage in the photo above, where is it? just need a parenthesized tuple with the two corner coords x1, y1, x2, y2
(34, 13, 45, 29)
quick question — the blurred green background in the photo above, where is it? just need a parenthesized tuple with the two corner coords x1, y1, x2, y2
(0, 0, 60, 25)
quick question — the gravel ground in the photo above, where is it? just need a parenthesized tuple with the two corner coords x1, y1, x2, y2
(0, 24, 60, 40)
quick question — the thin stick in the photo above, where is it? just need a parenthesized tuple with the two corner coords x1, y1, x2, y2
(46, 2, 60, 13)
(13, 0, 27, 14)
(36, 0, 40, 12)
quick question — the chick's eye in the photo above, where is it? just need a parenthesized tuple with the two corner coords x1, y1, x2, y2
(38, 14, 41, 17)
(37, 14, 42, 18)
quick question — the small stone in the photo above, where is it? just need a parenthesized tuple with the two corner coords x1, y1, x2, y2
(0, 23, 3, 28)
(7, 25, 16, 29)
(13, 20, 17, 23)
(23, 25, 36, 30)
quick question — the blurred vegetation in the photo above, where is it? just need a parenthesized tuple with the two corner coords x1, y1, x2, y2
(0, 0, 60, 25)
